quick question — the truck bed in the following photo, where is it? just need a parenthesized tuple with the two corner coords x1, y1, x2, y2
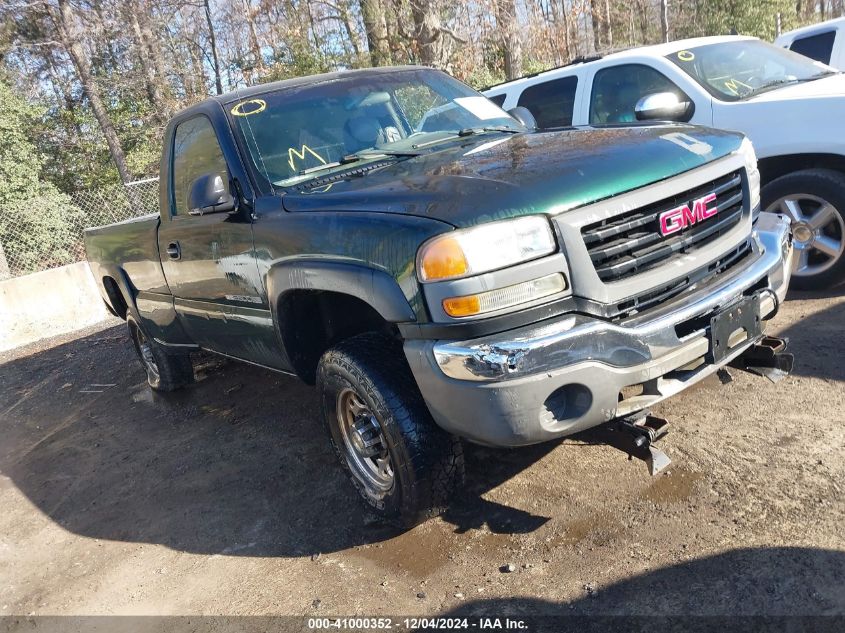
(84, 213, 170, 297)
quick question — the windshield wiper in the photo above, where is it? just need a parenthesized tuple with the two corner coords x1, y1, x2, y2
(457, 126, 522, 136)
(298, 154, 362, 176)
(297, 149, 420, 176)
(354, 149, 423, 158)
(750, 73, 838, 96)
(298, 150, 419, 176)
(409, 126, 520, 150)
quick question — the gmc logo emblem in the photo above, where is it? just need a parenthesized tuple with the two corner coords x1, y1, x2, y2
(659, 192, 719, 236)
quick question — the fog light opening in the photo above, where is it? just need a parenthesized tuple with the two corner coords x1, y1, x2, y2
(541, 384, 592, 427)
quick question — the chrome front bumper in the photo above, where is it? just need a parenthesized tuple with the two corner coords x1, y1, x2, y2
(403, 214, 793, 447)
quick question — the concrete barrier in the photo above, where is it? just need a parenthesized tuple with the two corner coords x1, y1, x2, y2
(0, 262, 110, 352)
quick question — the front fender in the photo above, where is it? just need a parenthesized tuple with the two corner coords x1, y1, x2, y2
(265, 260, 417, 325)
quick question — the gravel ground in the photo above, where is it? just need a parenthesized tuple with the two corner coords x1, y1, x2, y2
(1, 291, 843, 622)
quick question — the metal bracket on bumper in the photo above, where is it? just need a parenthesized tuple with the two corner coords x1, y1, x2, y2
(729, 335, 794, 383)
(604, 412, 672, 476)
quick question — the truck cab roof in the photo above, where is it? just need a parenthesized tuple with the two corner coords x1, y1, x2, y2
(484, 36, 758, 96)
(180, 66, 431, 117)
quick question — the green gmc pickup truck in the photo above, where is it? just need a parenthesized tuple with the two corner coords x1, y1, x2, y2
(85, 66, 794, 525)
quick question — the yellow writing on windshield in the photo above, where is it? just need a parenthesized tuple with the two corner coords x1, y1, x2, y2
(288, 145, 326, 171)
(723, 78, 752, 96)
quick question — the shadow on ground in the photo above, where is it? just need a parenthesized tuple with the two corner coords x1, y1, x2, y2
(0, 325, 554, 558)
(434, 547, 845, 628)
(780, 292, 845, 382)
(0, 285, 840, 559)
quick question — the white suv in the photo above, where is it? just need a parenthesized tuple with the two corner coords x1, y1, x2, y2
(484, 36, 845, 289)
(776, 17, 845, 70)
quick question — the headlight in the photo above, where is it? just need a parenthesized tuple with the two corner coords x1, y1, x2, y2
(417, 215, 556, 282)
(738, 137, 761, 212)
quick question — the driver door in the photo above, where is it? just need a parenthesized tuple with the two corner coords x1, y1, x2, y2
(158, 114, 272, 364)
(583, 62, 711, 127)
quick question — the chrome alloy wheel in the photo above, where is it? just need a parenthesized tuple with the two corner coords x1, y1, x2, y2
(336, 388, 394, 494)
(768, 194, 845, 277)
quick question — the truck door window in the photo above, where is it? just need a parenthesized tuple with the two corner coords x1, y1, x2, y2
(171, 116, 229, 216)
(517, 76, 578, 128)
(590, 64, 687, 125)
(789, 31, 836, 65)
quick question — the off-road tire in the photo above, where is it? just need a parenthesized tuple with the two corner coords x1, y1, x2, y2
(127, 316, 194, 392)
(762, 168, 845, 290)
(317, 332, 464, 527)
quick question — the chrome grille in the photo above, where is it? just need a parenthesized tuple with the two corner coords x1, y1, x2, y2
(582, 171, 745, 282)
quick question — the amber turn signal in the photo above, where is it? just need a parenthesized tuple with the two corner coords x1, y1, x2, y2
(442, 295, 482, 318)
(418, 236, 469, 281)
(442, 273, 567, 318)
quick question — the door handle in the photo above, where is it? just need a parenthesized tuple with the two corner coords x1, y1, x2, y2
(166, 242, 181, 260)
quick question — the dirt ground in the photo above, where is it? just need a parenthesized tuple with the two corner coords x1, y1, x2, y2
(1, 289, 844, 623)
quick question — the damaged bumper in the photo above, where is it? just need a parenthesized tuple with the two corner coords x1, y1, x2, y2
(404, 213, 793, 447)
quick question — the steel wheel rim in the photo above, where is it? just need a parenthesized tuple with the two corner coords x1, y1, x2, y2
(134, 326, 160, 382)
(768, 193, 845, 277)
(336, 388, 393, 493)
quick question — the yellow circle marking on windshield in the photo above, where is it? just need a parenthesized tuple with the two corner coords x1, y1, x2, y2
(677, 50, 695, 62)
(230, 99, 266, 116)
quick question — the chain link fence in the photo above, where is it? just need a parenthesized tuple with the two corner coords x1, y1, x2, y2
(0, 178, 159, 280)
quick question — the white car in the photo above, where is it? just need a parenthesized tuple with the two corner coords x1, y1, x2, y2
(484, 36, 845, 289)
(775, 17, 845, 70)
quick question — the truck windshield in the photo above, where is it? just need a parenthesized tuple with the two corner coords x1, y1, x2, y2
(667, 39, 838, 102)
(226, 68, 521, 188)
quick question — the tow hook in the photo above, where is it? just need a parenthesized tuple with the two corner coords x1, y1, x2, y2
(729, 335, 794, 383)
(607, 412, 672, 476)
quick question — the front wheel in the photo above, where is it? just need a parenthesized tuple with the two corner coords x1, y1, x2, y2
(317, 333, 464, 527)
(763, 169, 845, 290)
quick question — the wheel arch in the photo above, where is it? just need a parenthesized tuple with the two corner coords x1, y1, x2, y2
(101, 275, 128, 319)
(266, 261, 417, 384)
(98, 266, 139, 320)
(758, 153, 845, 186)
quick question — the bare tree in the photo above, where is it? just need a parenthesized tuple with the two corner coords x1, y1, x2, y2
(496, 0, 523, 80)
(128, 2, 168, 121)
(53, 0, 131, 183)
(204, 0, 223, 94)
(360, 0, 392, 65)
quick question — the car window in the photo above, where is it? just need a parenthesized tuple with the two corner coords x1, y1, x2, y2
(171, 116, 229, 216)
(789, 31, 836, 65)
(487, 93, 507, 107)
(590, 64, 686, 125)
(392, 83, 450, 131)
(667, 40, 835, 101)
(226, 69, 520, 189)
(517, 76, 578, 128)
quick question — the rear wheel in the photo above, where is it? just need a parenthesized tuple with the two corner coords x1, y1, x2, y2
(128, 317, 194, 391)
(317, 332, 464, 527)
(763, 169, 845, 290)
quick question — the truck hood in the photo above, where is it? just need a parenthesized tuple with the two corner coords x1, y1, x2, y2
(281, 124, 744, 228)
(746, 72, 845, 101)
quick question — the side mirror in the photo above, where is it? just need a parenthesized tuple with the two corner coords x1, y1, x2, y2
(188, 172, 236, 216)
(507, 106, 537, 130)
(634, 92, 694, 122)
